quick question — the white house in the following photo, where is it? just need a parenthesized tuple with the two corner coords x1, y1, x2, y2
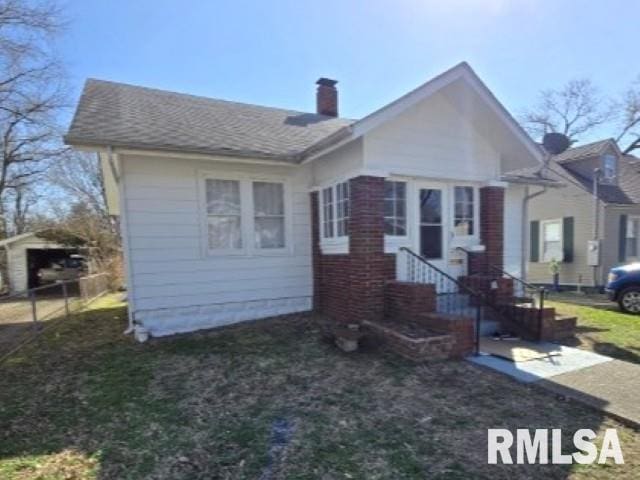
(65, 62, 558, 341)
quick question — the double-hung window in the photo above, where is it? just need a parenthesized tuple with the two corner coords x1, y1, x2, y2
(541, 219, 563, 262)
(205, 179, 242, 250)
(626, 217, 639, 259)
(204, 176, 287, 254)
(321, 181, 350, 239)
(384, 180, 407, 236)
(253, 182, 285, 249)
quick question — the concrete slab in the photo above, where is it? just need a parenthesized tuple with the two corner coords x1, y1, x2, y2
(537, 360, 640, 428)
(468, 343, 613, 383)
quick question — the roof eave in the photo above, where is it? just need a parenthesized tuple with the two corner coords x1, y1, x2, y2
(64, 136, 301, 165)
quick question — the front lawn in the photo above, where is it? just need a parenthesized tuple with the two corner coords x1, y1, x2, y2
(0, 295, 638, 479)
(547, 294, 640, 364)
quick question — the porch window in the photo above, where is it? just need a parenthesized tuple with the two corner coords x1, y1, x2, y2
(626, 217, 639, 258)
(541, 219, 563, 262)
(205, 179, 242, 250)
(453, 186, 474, 236)
(384, 180, 406, 236)
(253, 182, 285, 249)
(336, 181, 350, 237)
(321, 187, 334, 238)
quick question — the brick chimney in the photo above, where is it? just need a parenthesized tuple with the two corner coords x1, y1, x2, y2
(316, 78, 338, 117)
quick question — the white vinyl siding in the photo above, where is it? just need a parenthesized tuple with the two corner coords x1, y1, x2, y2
(120, 155, 312, 335)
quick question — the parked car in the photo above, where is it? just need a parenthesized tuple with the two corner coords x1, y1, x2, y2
(606, 262, 640, 314)
(36, 256, 87, 285)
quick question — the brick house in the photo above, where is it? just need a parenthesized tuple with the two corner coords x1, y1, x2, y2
(65, 62, 566, 351)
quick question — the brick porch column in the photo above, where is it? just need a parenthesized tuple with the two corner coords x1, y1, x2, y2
(348, 176, 386, 323)
(479, 186, 505, 272)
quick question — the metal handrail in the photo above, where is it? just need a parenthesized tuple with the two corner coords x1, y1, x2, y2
(455, 246, 545, 296)
(400, 247, 486, 299)
(455, 246, 547, 340)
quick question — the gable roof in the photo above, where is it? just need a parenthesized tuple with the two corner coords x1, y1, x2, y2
(65, 63, 542, 166)
(555, 154, 640, 205)
(543, 139, 640, 205)
(303, 62, 543, 164)
(65, 79, 353, 163)
(553, 138, 619, 163)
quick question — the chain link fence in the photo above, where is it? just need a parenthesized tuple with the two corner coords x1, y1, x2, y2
(0, 273, 110, 362)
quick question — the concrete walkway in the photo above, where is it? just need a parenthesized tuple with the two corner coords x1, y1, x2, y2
(469, 342, 640, 428)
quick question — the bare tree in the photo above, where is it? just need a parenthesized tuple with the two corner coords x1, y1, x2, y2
(49, 151, 109, 221)
(616, 77, 640, 154)
(520, 79, 613, 144)
(0, 0, 67, 235)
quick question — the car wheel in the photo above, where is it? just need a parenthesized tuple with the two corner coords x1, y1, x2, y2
(618, 287, 640, 314)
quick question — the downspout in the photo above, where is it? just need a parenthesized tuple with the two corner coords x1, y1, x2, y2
(107, 146, 135, 335)
(521, 184, 547, 283)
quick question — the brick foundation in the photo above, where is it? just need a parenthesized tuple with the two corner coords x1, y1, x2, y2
(384, 281, 436, 321)
(416, 313, 476, 358)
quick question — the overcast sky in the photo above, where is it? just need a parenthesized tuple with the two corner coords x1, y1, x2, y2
(60, 0, 640, 143)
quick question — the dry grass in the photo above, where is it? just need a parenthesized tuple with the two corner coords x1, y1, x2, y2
(0, 296, 638, 479)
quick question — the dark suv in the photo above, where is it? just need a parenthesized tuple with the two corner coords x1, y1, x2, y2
(606, 262, 640, 314)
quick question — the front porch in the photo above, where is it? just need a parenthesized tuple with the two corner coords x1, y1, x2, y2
(312, 175, 576, 361)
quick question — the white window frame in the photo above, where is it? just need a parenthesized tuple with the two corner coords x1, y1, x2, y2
(199, 171, 292, 257)
(384, 180, 408, 238)
(626, 216, 640, 260)
(540, 218, 564, 263)
(318, 179, 350, 254)
(452, 185, 477, 239)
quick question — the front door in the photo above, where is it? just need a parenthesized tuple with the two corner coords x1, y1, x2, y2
(417, 183, 448, 273)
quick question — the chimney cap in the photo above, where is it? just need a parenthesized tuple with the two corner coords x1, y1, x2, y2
(316, 77, 338, 87)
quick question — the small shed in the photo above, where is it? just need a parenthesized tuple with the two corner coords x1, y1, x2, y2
(0, 232, 79, 294)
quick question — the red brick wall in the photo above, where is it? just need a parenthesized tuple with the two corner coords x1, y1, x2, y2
(384, 281, 436, 321)
(479, 186, 505, 272)
(416, 313, 476, 358)
(311, 176, 393, 324)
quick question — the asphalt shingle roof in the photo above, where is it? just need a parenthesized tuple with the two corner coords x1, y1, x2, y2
(64, 79, 354, 163)
(553, 139, 613, 163)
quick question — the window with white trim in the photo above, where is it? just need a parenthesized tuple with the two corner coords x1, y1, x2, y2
(205, 179, 242, 250)
(453, 186, 474, 236)
(321, 181, 350, 239)
(626, 216, 639, 259)
(253, 182, 285, 249)
(321, 187, 334, 238)
(541, 219, 563, 262)
(384, 180, 406, 236)
(204, 177, 287, 254)
(336, 181, 350, 237)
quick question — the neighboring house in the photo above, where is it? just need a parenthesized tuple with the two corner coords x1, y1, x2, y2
(510, 139, 640, 288)
(0, 232, 76, 293)
(65, 62, 547, 337)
